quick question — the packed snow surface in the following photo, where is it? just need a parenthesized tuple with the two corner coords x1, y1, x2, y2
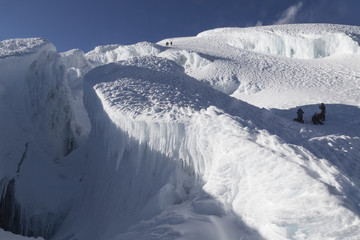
(1, 24, 360, 240)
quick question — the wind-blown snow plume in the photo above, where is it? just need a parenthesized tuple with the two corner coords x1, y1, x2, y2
(274, 2, 303, 25)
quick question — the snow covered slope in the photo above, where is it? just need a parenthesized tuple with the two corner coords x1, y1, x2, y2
(1, 24, 360, 240)
(160, 24, 360, 109)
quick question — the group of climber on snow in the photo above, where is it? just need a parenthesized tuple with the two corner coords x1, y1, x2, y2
(293, 103, 326, 125)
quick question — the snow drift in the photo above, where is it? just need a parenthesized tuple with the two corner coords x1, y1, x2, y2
(1, 24, 360, 240)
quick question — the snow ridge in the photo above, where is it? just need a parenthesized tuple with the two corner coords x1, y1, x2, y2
(0, 38, 54, 59)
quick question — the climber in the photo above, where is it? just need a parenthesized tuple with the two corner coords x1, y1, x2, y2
(319, 103, 326, 121)
(312, 113, 323, 125)
(293, 108, 304, 123)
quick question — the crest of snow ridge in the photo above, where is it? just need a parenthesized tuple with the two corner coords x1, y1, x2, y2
(85, 56, 238, 121)
(198, 24, 360, 59)
(0, 38, 55, 59)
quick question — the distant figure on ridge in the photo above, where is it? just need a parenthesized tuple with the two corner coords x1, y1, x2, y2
(170, 41, 173, 45)
(166, 42, 169, 46)
(319, 103, 326, 121)
(312, 113, 323, 125)
(293, 108, 304, 123)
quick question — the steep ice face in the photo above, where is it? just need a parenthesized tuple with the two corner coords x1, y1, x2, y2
(0, 38, 81, 238)
(26, 50, 79, 159)
(0, 38, 59, 178)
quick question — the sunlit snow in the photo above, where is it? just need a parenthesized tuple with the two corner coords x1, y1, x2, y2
(1, 24, 360, 240)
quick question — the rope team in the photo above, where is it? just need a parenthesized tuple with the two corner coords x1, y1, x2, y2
(293, 103, 326, 125)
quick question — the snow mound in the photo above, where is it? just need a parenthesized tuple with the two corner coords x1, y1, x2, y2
(85, 42, 161, 65)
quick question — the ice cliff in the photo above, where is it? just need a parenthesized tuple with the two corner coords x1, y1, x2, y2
(0, 38, 81, 238)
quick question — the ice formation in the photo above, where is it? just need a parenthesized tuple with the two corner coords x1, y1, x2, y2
(0, 38, 81, 238)
(1, 24, 360, 240)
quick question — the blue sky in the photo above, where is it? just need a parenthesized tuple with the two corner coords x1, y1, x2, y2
(0, 0, 359, 52)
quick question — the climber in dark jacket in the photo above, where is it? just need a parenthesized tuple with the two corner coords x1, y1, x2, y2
(293, 108, 304, 123)
(312, 113, 323, 125)
(319, 103, 326, 121)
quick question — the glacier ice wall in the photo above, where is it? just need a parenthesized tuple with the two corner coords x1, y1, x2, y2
(0, 38, 81, 238)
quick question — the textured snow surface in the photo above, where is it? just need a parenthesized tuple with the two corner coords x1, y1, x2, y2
(1, 24, 360, 240)
(0, 38, 54, 59)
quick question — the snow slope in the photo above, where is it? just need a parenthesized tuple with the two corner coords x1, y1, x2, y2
(1, 24, 360, 240)
(160, 24, 360, 109)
